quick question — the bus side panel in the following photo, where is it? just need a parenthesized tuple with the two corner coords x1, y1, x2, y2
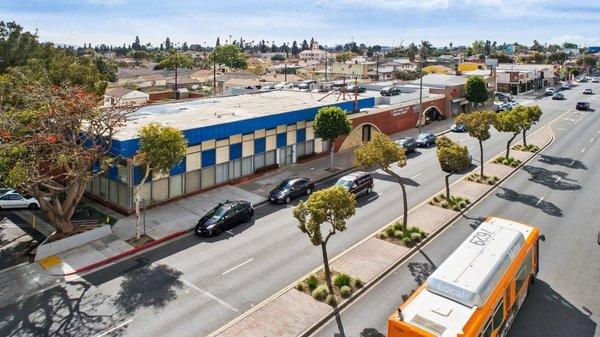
(388, 318, 436, 337)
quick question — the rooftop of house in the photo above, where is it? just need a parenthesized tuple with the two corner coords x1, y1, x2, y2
(114, 90, 378, 140)
(410, 74, 466, 87)
(105, 87, 135, 97)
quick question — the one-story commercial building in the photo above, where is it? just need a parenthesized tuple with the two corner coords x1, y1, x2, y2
(87, 89, 446, 213)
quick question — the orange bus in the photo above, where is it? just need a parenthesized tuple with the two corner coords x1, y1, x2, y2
(388, 217, 543, 337)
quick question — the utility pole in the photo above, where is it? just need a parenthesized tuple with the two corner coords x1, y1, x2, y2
(418, 58, 423, 135)
(325, 55, 328, 81)
(376, 53, 380, 81)
(213, 46, 217, 97)
(284, 63, 288, 82)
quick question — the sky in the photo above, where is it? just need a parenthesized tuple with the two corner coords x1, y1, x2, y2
(1, 0, 600, 48)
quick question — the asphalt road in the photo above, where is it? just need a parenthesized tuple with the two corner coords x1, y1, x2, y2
(1, 83, 598, 337)
(310, 85, 600, 337)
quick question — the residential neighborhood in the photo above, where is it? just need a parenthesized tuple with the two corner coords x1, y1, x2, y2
(0, 1, 599, 337)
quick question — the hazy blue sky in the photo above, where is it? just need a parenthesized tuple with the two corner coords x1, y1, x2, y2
(1, 0, 600, 48)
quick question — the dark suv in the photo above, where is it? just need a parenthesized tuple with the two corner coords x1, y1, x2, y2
(195, 200, 254, 236)
(576, 101, 590, 111)
(380, 87, 401, 96)
(268, 177, 314, 204)
(335, 172, 374, 197)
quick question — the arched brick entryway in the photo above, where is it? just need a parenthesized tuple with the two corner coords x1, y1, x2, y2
(338, 123, 382, 151)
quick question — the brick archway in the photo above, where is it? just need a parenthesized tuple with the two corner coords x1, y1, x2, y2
(338, 123, 382, 151)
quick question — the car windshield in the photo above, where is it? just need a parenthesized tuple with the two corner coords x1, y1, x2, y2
(418, 134, 429, 140)
(276, 180, 294, 189)
(336, 179, 353, 189)
(206, 205, 230, 220)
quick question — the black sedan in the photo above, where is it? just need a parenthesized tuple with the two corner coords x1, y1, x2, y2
(576, 101, 590, 111)
(450, 123, 467, 133)
(195, 200, 254, 236)
(269, 177, 314, 204)
(416, 133, 436, 147)
(395, 137, 417, 153)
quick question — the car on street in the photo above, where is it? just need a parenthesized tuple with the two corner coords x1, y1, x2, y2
(195, 200, 254, 236)
(346, 84, 367, 93)
(297, 83, 310, 90)
(561, 82, 571, 90)
(335, 172, 374, 197)
(415, 133, 436, 147)
(552, 92, 565, 100)
(380, 87, 401, 96)
(544, 87, 556, 96)
(495, 100, 518, 112)
(0, 192, 40, 210)
(592, 77, 600, 83)
(395, 137, 417, 153)
(583, 88, 593, 95)
(268, 177, 314, 204)
(576, 101, 590, 111)
(450, 123, 467, 133)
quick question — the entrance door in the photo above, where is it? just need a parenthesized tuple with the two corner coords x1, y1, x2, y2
(362, 124, 372, 142)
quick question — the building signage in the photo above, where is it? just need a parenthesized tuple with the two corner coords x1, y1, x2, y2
(391, 106, 411, 116)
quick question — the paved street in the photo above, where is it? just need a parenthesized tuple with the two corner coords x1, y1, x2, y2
(1, 83, 598, 337)
(310, 84, 600, 337)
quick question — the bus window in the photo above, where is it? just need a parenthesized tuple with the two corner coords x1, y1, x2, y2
(482, 319, 492, 337)
(493, 299, 504, 330)
(515, 251, 533, 294)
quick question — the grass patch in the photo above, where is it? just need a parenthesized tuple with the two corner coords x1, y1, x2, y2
(297, 270, 362, 306)
(513, 144, 540, 153)
(429, 194, 471, 211)
(494, 156, 522, 167)
(379, 222, 427, 247)
(466, 173, 500, 185)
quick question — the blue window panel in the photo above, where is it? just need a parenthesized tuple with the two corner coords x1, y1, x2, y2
(202, 149, 216, 168)
(296, 129, 306, 143)
(229, 143, 242, 160)
(133, 166, 150, 185)
(254, 137, 266, 154)
(107, 166, 119, 181)
(169, 160, 186, 176)
(92, 161, 101, 174)
(276, 133, 287, 148)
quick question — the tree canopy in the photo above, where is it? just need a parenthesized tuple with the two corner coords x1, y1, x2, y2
(313, 106, 352, 170)
(464, 76, 489, 107)
(455, 111, 495, 177)
(206, 44, 247, 69)
(155, 52, 195, 71)
(494, 107, 523, 159)
(435, 136, 471, 200)
(335, 52, 356, 63)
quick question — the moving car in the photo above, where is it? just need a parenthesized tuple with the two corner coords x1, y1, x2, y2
(576, 101, 590, 111)
(450, 123, 467, 133)
(561, 82, 571, 90)
(268, 178, 314, 204)
(195, 200, 254, 236)
(335, 172, 374, 197)
(415, 133, 436, 147)
(380, 87, 401, 96)
(583, 88, 593, 95)
(592, 77, 600, 83)
(395, 137, 417, 153)
(346, 84, 367, 93)
(0, 192, 40, 210)
(544, 87, 556, 96)
(495, 101, 518, 112)
(552, 92, 565, 100)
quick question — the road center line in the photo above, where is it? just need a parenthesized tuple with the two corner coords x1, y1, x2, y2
(536, 197, 544, 206)
(182, 279, 239, 312)
(222, 258, 254, 275)
(555, 177, 561, 183)
(581, 147, 586, 153)
(96, 319, 133, 337)
(411, 173, 423, 179)
(570, 160, 576, 166)
(591, 138, 595, 143)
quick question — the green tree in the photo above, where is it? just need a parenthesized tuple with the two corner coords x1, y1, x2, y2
(406, 43, 418, 63)
(313, 106, 352, 171)
(354, 133, 409, 226)
(435, 136, 471, 200)
(493, 108, 523, 159)
(455, 111, 495, 178)
(335, 52, 356, 63)
(0, 85, 127, 234)
(419, 40, 433, 66)
(0, 21, 40, 72)
(128, 50, 149, 66)
(206, 44, 247, 69)
(520, 105, 542, 146)
(156, 51, 194, 71)
(293, 186, 356, 298)
(133, 123, 187, 240)
(464, 76, 489, 108)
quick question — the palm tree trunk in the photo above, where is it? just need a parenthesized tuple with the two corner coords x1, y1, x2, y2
(445, 173, 452, 201)
(400, 181, 408, 227)
(479, 139, 484, 178)
(135, 167, 150, 240)
(321, 243, 335, 297)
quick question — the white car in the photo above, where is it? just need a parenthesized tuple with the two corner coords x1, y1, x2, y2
(592, 77, 600, 83)
(0, 192, 41, 210)
(545, 87, 556, 96)
(561, 82, 571, 90)
(274, 82, 293, 89)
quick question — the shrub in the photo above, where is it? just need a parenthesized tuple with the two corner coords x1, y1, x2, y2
(306, 275, 319, 291)
(442, 202, 449, 209)
(334, 273, 352, 288)
(311, 285, 329, 301)
(510, 161, 518, 167)
(402, 237, 413, 246)
(340, 285, 352, 298)
(325, 294, 337, 306)
(407, 226, 421, 234)
(410, 232, 422, 242)
(379, 232, 388, 239)
(459, 201, 467, 208)
(452, 205, 460, 211)
(385, 226, 396, 237)
(296, 282, 306, 291)
(394, 230, 404, 239)
(432, 196, 440, 202)
(354, 277, 364, 288)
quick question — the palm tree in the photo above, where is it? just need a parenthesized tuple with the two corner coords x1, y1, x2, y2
(407, 43, 418, 63)
(419, 40, 433, 67)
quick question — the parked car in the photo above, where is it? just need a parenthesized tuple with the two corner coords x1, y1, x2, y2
(380, 87, 401, 96)
(346, 85, 367, 93)
(416, 133, 437, 147)
(298, 83, 310, 90)
(335, 172, 374, 197)
(195, 200, 254, 236)
(592, 77, 600, 83)
(395, 137, 417, 153)
(544, 87, 556, 96)
(495, 101, 518, 112)
(561, 82, 571, 90)
(576, 101, 590, 111)
(268, 178, 314, 204)
(450, 123, 467, 133)
(552, 92, 565, 100)
(0, 192, 40, 210)
(583, 88, 593, 95)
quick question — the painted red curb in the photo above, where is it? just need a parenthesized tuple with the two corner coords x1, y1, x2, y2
(48, 228, 190, 277)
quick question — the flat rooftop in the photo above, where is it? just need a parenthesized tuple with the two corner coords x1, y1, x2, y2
(116, 90, 378, 140)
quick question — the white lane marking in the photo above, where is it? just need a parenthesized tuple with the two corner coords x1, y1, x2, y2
(411, 173, 423, 179)
(96, 319, 133, 337)
(581, 147, 586, 153)
(222, 258, 254, 275)
(225, 230, 234, 235)
(563, 118, 576, 122)
(556, 177, 561, 183)
(570, 160, 576, 166)
(536, 197, 544, 206)
(591, 138, 595, 143)
(182, 279, 239, 312)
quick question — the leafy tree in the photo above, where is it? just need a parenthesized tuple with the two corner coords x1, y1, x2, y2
(419, 41, 433, 66)
(472, 40, 485, 57)
(156, 51, 194, 71)
(494, 108, 523, 159)
(132, 36, 141, 50)
(182, 42, 188, 51)
(301, 39, 309, 51)
(393, 69, 423, 81)
(354, 133, 409, 226)
(271, 54, 285, 61)
(313, 106, 352, 171)
(0, 21, 40, 72)
(435, 137, 471, 200)
(335, 52, 356, 63)
(464, 76, 489, 108)
(577, 55, 597, 75)
(291, 41, 299, 55)
(128, 50, 149, 66)
(165, 37, 172, 51)
(520, 105, 542, 146)
(293, 186, 356, 298)
(455, 111, 495, 177)
(562, 42, 578, 49)
(133, 123, 187, 240)
(207, 44, 247, 69)
(0, 85, 127, 234)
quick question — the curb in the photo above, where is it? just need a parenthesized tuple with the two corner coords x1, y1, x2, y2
(301, 124, 555, 336)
